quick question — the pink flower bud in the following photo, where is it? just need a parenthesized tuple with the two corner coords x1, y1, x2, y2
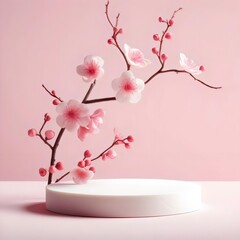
(51, 90, 56, 96)
(45, 130, 55, 140)
(158, 16, 164, 22)
(49, 165, 57, 174)
(39, 168, 47, 177)
(53, 99, 60, 105)
(84, 150, 92, 158)
(124, 143, 131, 149)
(78, 160, 85, 168)
(152, 47, 159, 55)
(161, 53, 168, 61)
(107, 38, 114, 45)
(55, 162, 64, 170)
(113, 27, 118, 33)
(28, 128, 37, 137)
(89, 166, 96, 173)
(44, 113, 51, 121)
(169, 19, 174, 26)
(199, 65, 205, 71)
(165, 32, 172, 39)
(106, 149, 117, 159)
(84, 159, 91, 167)
(153, 34, 160, 41)
(127, 135, 134, 142)
(117, 28, 123, 34)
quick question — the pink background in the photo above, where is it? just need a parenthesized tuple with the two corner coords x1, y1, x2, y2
(0, 0, 240, 181)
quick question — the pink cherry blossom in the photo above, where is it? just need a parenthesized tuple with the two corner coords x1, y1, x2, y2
(77, 108, 105, 141)
(56, 99, 89, 131)
(71, 168, 94, 184)
(112, 71, 145, 103)
(76, 55, 104, 83)
(102, 149, 117, 161)
(87, 109, 105, 133)
(124, 44, 151, 68)
(77, 126, 90, 141)
(179, 53, 203, 75)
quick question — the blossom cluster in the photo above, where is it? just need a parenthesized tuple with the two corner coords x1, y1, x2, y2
(27, 1, 220, 185)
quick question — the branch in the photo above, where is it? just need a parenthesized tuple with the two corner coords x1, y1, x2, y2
(47, 128, 65, 184)
(105, 1, 130, 70)
(145, 68, 222, 89)
(55, 138, 129, 183)
(36, 120, 53, 149)
(42, 84, 63, 102)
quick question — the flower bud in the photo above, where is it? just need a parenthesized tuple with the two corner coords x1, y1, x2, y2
(169, 19, 174, 26)
(158, 16, 164, 22)
(124, 143, 131, 149)
(84, 150, 92, 158)
(153, 34, 160, 41)
(161, 53, 168, 61)
(165, 32, 172, 39)
(117, 28, 123, 34)
(84, 159, 91, 167)
(53, 99, 60, 105)
(45, 130, 55, 140)
(89, 166, 96, 173)
(44, 113, 51, 121)
(107, 38, 114, 45)
(55, 162, 64, 170)
(199, 65, 205, 71)
(127, 135, 134, 142)
(78, 161, 85, 168)
(51, 90, 56, 96)
(49, 165, 57, 174)
(39, 168, 47, 177)
(152, 47, 159, 55)
(28, 128, 37, 137)
(113, 27, 118, 33)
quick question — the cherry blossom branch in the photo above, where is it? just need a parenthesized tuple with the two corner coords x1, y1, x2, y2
(144, 68, 222, 89)
(82, 78, 116, 104)
(48, 128, 65, 184)
(91, 138, 127, 162)
(42, 84, 63, 102)
(36, 119, 53, 149)
(105, 1, 130, 70)
(55, 137, 130, 183)
(160, 69, 222, 89)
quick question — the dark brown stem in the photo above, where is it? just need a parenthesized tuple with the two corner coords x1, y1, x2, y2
(105, 0, 130, 70)
(82, 80, 96, 103)
(113, 38, 131, 70)
(160, 69, 222, 89)
(157, 8, 182, 65)
(83, 97, 116, 104)
(37, 120, 53, 149)
(55, 171, 70, 183)
(47, 128, 65, 184)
